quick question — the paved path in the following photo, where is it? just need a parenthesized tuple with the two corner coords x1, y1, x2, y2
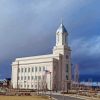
(52, 94, 84, 100)
(43, 91, 99, 100)
(45, 92, 84, 100)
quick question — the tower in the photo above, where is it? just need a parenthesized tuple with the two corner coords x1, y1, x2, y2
(56, 23, 68, 46)
(53, 22, 70, 55)
(53, 22, 72, 90)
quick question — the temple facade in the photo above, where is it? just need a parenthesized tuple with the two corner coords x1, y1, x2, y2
(11, 22, 72, 91)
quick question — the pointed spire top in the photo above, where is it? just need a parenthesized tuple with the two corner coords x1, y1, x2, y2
(56, 20, 68, 34)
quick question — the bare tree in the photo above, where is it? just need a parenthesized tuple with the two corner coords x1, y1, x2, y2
(74, 64, 79, 95)
(74, 64, 79, 83)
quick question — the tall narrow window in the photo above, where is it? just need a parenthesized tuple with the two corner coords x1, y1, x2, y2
(35, 67, 37, 72)
(35, 76, 37, 80)
(24, 76, 26, 80)
(28, 68, 30, 72)
(31, 76, 34, 80)
(25, 68, 27, 72)
(35, 85, 37, 88)
(31, 85, 33, 88)
(21, 76, 23, 80)
(43, 67, 45, 71)
(66, 64, 68, 72)
(21, 68, 23, 72)
(27, 85, 29, 88)
(66, 75, 68, 80)
(32, 67, 34, 72)
(28, 76, 30, 80)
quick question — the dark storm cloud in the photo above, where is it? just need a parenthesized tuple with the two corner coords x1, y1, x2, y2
(0, 0, 100, 79)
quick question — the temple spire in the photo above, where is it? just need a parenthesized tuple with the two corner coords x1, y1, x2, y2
(56, 21, 68, 34)
(55, 21, 68, 46)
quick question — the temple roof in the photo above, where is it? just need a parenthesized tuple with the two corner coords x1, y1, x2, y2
(56, 23, 68, 34)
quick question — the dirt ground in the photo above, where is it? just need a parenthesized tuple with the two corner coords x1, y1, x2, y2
(0, 96, 49, 100)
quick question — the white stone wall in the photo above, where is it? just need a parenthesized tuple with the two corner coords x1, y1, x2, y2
(12, 56, 54, 90)
(12, 65, 18, 88)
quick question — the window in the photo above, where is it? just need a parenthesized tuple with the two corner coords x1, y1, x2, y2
(21, 68, 23, 72)
(32, 67, 34, 72)
(66, 64, 68, 72)
(43, 67, 45, 71)
(35, 85, 37, 88)
(35, 76, 37, 80)
(66, 75, 68, 80)
(31, 85, 33, 88)
(35, 67, 37, 72)
(24, 76, 26, 80)
(24, 84, 26, 87)
(21, 76, 23, 80)
(31, 76, 34, 80)
(25, 68, 27, 72)
(28, 68, 30, 72)
(66, 55, 69, 59)
(28, 76, 30, 80)
(39, 67, 41, 72)
(27, 85, 29, 88)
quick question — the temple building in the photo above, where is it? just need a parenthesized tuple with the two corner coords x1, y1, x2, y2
(11, 22, 72, 91)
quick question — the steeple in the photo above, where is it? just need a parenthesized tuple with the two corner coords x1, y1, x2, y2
(55, 22, 68, 46)
(56, 23, 68, 35)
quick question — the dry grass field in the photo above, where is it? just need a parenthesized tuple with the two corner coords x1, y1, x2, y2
(0, 96, 49, 100)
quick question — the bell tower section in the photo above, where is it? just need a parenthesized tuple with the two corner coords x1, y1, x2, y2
(53, 22, 72, 90)
(53, 22, 70, 55)
(56, 23, 68, 46)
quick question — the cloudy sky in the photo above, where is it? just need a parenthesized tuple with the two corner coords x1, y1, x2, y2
(0, 0, 100, 81)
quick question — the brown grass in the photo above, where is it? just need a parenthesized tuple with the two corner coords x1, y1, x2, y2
(0, 96, 49, 100)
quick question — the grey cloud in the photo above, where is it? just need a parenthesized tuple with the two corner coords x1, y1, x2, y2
(0, 0, 100, 78)
(71, 36, 100, 58)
